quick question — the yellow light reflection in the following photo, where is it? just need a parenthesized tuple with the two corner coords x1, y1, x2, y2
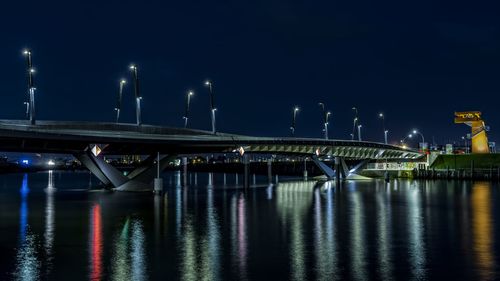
(471, 182, 494, 280)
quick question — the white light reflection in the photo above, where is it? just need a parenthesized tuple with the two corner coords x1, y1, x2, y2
(349, 186, 367, 281)
(276, 181, 315, 281)
(376, 180, 392, 280)
(180, 216, 197, 281)
(407, 181, 425, 280)
(200, 186, 221, 280)
(131, 219, 147, 281)
(44, 170, 56, 274)
(314, 181, 337, 280)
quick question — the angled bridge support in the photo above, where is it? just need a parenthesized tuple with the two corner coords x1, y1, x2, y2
(74, 149, 176, 191)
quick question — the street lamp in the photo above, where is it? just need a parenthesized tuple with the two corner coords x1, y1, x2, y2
(462, 136, 469, 154)
(319, 102, 331, 140)
(205, 80, 217, 134)
(400, 134, 413, 149)
(290, 106, 299, 137)
(357, 124, 362, 141)
(183, 91, 194, 128)
(379, 112, 388, 144)
(351, 107, 358, 140)
(23, 49, 36, 125)
(115, 79, 126, 123)
(412, 129, 425, 150)
(129, 64, 142, 125)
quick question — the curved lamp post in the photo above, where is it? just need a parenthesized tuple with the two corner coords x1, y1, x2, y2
(205, 80, 217, 134)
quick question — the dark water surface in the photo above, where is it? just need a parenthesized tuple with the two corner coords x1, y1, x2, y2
(1, 171, 500, 280)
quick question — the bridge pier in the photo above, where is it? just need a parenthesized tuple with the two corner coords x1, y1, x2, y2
(182, 157, 188, 187)
(335, 156, 341, 182)
(267, 159, 273, 185)
(243, 154, 249, 188)
(154, 152, 163, 195)
(74, 148, 176, 192)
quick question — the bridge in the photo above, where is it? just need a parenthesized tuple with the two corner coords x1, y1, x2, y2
(0, 119, 423, 191)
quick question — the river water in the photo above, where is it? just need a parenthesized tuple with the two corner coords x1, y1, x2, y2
(0, 171, 499, 280)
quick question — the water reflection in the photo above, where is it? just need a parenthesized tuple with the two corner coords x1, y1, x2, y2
(231, 192, 248, 280)
(14, 173, 41, 281)
(180, 215, 197, 281)
(44, 171, 56, 275)
(376, 181, 392, 280)
(314, 181, 337, 281)
(19, 174, 29, 242)
(277, 181, 315, 281)
(349, 185, 367, 281)
(5, 172, 500, 281)
(200, 186, 221, 280)
(471, 182, 495, 280)
(407, 181, 426, 280)
(112, 218, 130, 281)
(179, 184, 222, 281)
(110, 217, 147, 281)
(89, 204, 102, 281)
(131, 219, 147, 281)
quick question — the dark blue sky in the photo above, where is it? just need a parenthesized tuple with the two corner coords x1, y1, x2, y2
(0, 0, 499, 145)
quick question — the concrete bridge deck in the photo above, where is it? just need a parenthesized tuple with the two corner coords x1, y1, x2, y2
(0, 120, 422, 160)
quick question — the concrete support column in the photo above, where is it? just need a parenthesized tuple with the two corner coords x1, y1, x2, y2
(303, 157, 308, 180)
(182, 157, 188, 187)
(154, 152, 163, 195)
(243, 154, 249, 188)
(267, 159, 273, 184)
(335, 156, 341, 183)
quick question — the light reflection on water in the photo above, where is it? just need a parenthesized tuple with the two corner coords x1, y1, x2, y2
(276, 181, 315, 281)
(407, 181, 426, 280)
(472, 182, 495, 281)
(14, 174, 40, 281)
(314, 181, 337, 281)
(89, 203, 102, 281)
(1, 172, 500, 280)
(44, 171, 56, 275)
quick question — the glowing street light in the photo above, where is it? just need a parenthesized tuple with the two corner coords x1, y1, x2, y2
(290, 106, 299, 137)
(114, 79, 126, 123)
(400, 134, 413, 148)
(412, 129, 425, 151)
(205, 80, 217, 134)
(357, 124, 362, 141)
(23, 49, 36, 125)
(351, 107, 358, 140)
(129, 64, 142, 125)
(318, 102, 331, 140)
(379, 112, 388, 144)
(183, 91, 194, 128)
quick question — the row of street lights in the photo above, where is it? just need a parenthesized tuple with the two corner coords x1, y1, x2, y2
(22, 49, 36, 125)
(181, 81, 217, 133)
(113, 65, 217, 132)
(18, 48, 418, 145)
(20, 49, 219, 133)
(289, 104, 390, 144)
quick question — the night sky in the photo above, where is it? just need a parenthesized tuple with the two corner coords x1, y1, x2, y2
(1, 0, 499, 145)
